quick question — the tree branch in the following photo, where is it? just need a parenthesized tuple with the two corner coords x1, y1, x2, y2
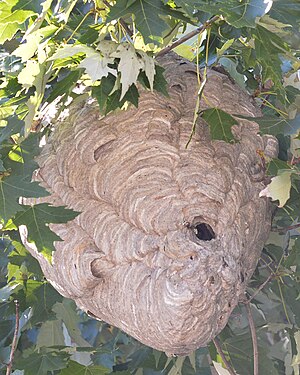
(272, 223, 300, 233)
(212, 337, 237, 375)
(245, 303, 259, 375)
(6, 300, 20, 375)
(247, 272, 275, 303)
(156, 15, 220, 57)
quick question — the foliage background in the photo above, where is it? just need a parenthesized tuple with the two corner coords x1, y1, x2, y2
(0, 0, 300, 374)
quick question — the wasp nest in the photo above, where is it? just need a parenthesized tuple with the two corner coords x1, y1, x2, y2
(23, 53, 278, 355)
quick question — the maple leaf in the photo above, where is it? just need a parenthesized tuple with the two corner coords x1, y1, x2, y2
(79, 52, 116, 82)
(112, 44, 144, 100)
(259, 171, 293, 207)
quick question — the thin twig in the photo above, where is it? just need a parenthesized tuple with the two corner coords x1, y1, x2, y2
(103, 0, 133, 37)
(212, 337, 237, 375)
(272, 223, 300, 233)
(157, 15, 220, 57)
(119, 18, 133, 37)
(6, 300, 20, 375)
(247, 273, 275, 303)
(245, 303, 259, 375)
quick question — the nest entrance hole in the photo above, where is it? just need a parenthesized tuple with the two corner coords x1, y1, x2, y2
(194, 223, 215, 241)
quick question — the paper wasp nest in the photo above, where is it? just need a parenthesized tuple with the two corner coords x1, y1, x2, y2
(24, 53, 278, 355)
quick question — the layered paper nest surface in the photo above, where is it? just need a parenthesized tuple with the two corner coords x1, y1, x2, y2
(24, 53, 278, 355)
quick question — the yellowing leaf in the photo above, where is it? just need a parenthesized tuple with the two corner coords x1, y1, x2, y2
(259, 170, 293, 207)
(138, 50, 155, 90)
(213, 361, 232, 375)
(79, 52, 116, 82)
(112, 43, 144, 100)
(48, 44, 96, 60)
(18, 60, 41, 88)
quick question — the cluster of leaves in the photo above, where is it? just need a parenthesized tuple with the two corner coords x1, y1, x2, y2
(0, 0, 299, 374)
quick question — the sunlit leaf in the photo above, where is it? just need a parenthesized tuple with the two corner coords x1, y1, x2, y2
(0, 176, 48, 222)
(259, 170, 293, 207)
(13, 203, 79, 253)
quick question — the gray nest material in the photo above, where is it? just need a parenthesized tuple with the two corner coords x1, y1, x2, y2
(23, 53, 278, 355)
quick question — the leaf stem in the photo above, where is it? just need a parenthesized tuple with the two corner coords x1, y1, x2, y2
(247, 272, 275, 303)
(212, 337, 237, 375)
(66, 10, 93, 43)
(277, 280, 291, 325)
(245, 303, 259, 375)
(6, 300, 20, 375)
(157, 15, 220, 57)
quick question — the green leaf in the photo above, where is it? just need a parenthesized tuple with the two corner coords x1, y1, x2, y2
(0, 0, 38, 44)
(2, 134, 42, 178)
(221, 0, 270, 28)
(201, 108, 237, 142)
(25, 281, 63, 323)
(91, 74, 116, 112)
(59, 360, 109, 375)
(36, 320, 66, 348)
(105, 84, 140, 114)
(16, 350, 68, 375)
(108, 0, 187, 43)
(0, 176, 48, 222)
(253, 25, 289, 101)
(153, 65, 169, 97)
(191, 0, 270, 28)
(0, 22, 20, 44)
(52, 299, 91, 347)
(235, 115, 300, 136)
(0, 116, 24, 143)
(269, 0, 300, 31)
(46, 69, 83, 104)
(13, 203, 79, 253)
(219, 57, 247, 89)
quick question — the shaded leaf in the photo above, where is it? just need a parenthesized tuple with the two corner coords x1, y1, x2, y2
(153, 65, 168, 97)
(16, 350, 68, 375)
(36, 320, 66, 348)
(253, 25, 289, 101)
(26, 281, 63, 323)
(201, 108, 237, 142)
(269, 0, 300, 31)
(59, 360, 109, 375)
(105, 84, 139, 114)
(108, 0, 188, 43)
(46, 69, 83, 104)
(53, 299, 91, 347)
(0, 116, 24, 143)
(91, 74, 116, 112)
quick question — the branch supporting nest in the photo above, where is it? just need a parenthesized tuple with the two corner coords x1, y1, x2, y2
(157, 15, 220, 57)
